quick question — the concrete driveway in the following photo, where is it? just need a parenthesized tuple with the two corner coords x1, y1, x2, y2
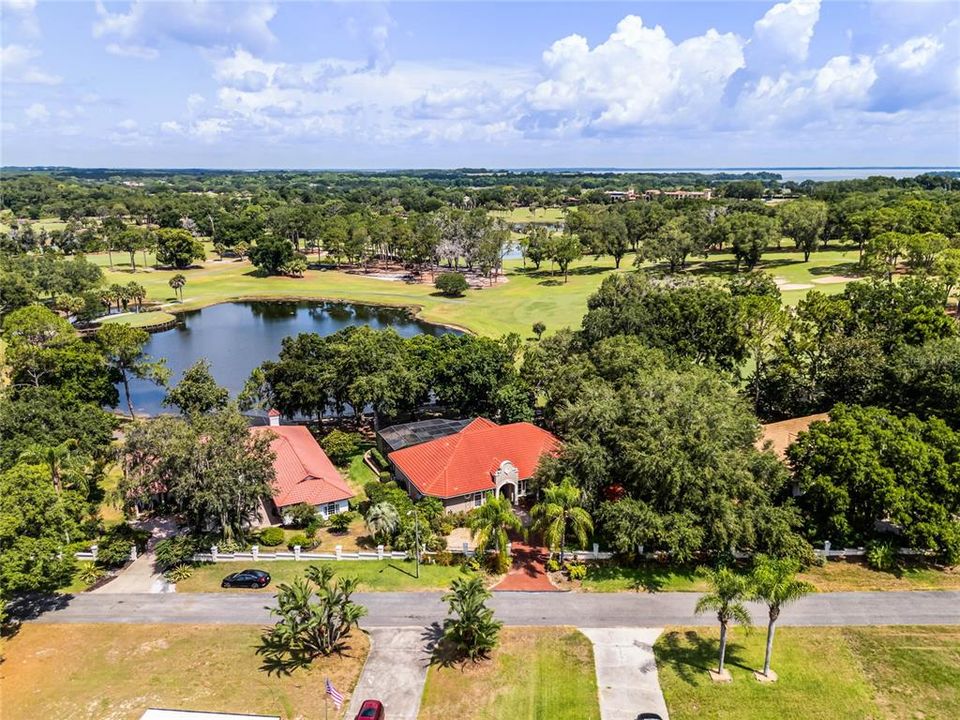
(580, 627, 670, 720)
(345, 626, 435, 720)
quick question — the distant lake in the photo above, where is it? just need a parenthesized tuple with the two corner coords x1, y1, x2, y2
(121, 301, 458, 416)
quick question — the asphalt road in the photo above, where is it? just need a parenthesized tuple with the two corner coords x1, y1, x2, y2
(22, 590, 960, 627)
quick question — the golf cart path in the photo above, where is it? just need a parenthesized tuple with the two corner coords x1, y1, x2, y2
(345, 627, 433, 720)
(581, 627, 669, 720)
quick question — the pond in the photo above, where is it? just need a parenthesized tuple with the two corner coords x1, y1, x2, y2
(121, 300, 458, 416)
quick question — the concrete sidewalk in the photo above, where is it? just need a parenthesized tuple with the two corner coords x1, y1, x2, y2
(345, 627, 435, 720)
(580, 627, 669, 720)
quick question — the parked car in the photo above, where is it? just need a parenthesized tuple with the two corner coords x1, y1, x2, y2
(354, 699, 384, 719)
(221, 569, 271, 589)
(637, 714, 663, 720)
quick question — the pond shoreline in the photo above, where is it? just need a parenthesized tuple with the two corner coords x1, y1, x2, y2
(159, 294, 476, 337)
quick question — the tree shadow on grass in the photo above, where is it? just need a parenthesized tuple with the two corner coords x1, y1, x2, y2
(423, 623, 494, 670)
(656, 630, 752, 686)
(807, 262, 862, 277)
(585, 563, 701, 593)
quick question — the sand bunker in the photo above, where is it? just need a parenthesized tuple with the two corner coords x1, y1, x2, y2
(779, 282, 814, 291)
(811, 275, 857, 284)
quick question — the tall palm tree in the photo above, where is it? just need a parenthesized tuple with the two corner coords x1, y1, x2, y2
(365, 502, 399, 545)
(441, 575, 502, 660)
(695, 566, 752, 675)
(169, 273, 186, 302)
(126, 281, 146, 312)
(750, 556, 814, 678)
(530, 477, 593, 562)
(19, 439, 80, 543)
(468, 495, 521, 571)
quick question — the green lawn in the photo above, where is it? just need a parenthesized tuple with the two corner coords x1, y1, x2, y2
(491, 206, 567, 224)
(1, 623, 368, 720)
(578, 560, 960, 593)
(419, 627, 600, 720)
(95, 246, 860, 339)
(176, 559, 474, 593)
(656, 626, 960, 720)
(98, 310, 177, 329)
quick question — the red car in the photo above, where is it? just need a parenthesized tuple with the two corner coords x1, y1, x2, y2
(354, 699, 384, 720)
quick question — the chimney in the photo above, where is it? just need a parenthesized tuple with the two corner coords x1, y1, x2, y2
(267, 408, 281, 427)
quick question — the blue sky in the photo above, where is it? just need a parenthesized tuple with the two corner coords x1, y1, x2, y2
(2, 0, 958, 169)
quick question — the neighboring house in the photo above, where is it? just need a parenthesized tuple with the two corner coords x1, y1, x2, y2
(387, 417, 560, 513)
(250, 414, 354, 525)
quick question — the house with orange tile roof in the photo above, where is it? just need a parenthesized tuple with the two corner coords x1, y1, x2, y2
(250, 414, 354, 525)
(386, 418, 560, 513)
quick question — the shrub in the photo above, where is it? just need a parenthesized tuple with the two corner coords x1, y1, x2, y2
(866, 541, 896, 571)
(369, 448, 388, 469)
(287, 502, 318, 529)
(217, 538, 246, 554)
(463, 557, 482, 573)
(259, 527, 285, 547)
(545, 556, 561, 573)
(435, 271, 469, 297)
(164, 563, 195, 582)
(425, 534, 448, 552)
(321, 430, 361, 466)
(96, 524, 151, 568)
(329, 511, 355, 533)
(154, 535, 202, 571)
(77, 562, 104, 586)
(287, 533, 317, 550)
(432, 550, 455, 566)
(305, 516, 325, 537)
(564, 561, 587, 581)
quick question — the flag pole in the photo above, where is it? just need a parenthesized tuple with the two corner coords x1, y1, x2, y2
(324, 679, 328, 720)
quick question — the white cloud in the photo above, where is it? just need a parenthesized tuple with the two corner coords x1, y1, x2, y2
(752, 0, 820, 64)
(93, 0, 277, 58)
(105, 42, 159, 60)
(24, 102, 49, 122)
(527, 16, 744, 132)
(1, 0, 39, 37)
(0, 44, 61, 84)
(881, 35, 943, 72)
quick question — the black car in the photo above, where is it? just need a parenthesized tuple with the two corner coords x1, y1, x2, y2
(221, 569, 271, 589)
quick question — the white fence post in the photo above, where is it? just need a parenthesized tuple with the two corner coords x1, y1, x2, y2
(211, 545, 218, 561)
(251, 545, 259, 560)
(129, 545, 138, 562)
(462, 542, 469, 555)
(824, 540, 831, 555)
(593, 543, 599, 560)
(91, 544, 98, 562)
(293, 545, 301, 561)
(335, 544, 342, 560)
(377, 545, 384, 560)
(507, 542, 512, 557)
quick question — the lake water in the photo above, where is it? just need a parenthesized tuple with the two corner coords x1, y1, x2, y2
(122, 300, 458, 416)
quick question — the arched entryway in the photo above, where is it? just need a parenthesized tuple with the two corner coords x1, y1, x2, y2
(494, 460, 520, 505)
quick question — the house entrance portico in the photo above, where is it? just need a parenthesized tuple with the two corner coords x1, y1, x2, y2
(494, 459, 521, 505)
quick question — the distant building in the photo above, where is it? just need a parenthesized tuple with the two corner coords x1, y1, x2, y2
(602, 188, 637, 201)
(387, 418, 560, 513)
(251, 413, 353, 524)
(644, 188, 713, 200)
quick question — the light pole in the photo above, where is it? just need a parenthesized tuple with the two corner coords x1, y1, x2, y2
(407, 508, 421, 578)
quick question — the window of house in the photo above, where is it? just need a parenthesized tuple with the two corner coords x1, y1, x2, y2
(325, 502, 338, 516)
(474, 493, 484, 507)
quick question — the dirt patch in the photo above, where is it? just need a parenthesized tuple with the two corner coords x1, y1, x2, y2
(778, 282, 814, 291)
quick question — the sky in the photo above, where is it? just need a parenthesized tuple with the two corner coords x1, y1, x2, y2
(1, 0, 958, 169)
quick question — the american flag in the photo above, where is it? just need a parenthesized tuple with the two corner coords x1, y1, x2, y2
(325, 678, 344, 709)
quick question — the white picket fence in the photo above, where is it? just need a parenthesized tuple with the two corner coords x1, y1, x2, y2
(72, 539, 934, 564)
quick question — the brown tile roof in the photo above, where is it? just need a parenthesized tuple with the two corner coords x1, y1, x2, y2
(388, 418, 560, 499)
(758, 412, 830, 460)
(250, 425, 354, 508)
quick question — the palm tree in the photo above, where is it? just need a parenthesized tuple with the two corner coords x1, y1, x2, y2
(441, 575, 502, 661)
(169, 273, 186, 302)
(750, 556, 814, 678)
(468, 495, 521, 571)
(530, 477, 593, 563)
(126, 281, 146, 312)
(19, 439, 80, 543)
(695, 566, 753, 676)
(365, 502, 399, 545)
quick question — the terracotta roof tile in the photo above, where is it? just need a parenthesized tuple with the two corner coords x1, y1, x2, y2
(250, 425, 354, 508)
(388, 419, 560, 499)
